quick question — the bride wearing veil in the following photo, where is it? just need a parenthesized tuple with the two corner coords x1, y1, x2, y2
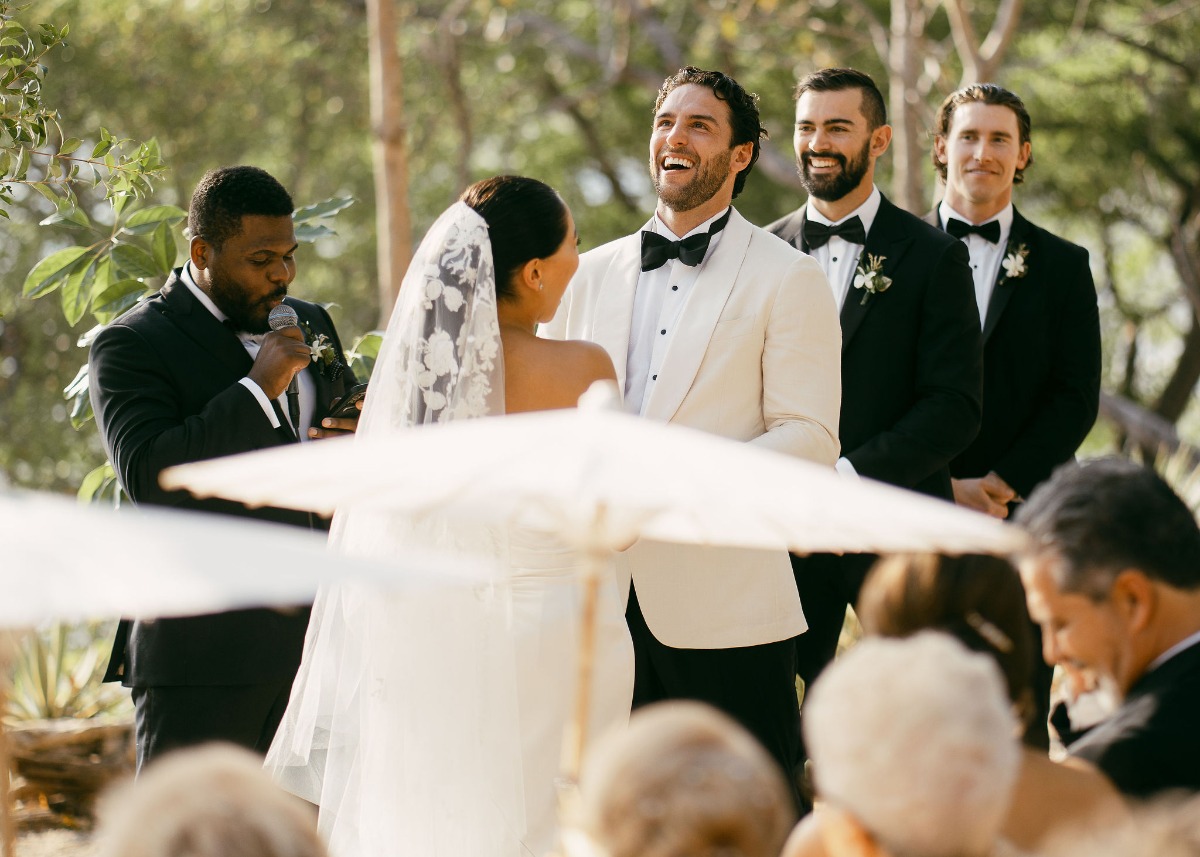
(265, 176, 636, 856)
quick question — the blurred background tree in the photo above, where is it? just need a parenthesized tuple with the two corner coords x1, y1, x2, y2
(3, 0, 1199, 496)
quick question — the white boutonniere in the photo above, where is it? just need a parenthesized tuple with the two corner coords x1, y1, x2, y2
(1001, 242, 1029, 283)
(300, 321, 345, 380)
(309, 333, 334, 363)
(852, 253, 892, 305)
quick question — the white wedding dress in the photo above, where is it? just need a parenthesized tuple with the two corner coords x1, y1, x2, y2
(265, 204, 634, 857)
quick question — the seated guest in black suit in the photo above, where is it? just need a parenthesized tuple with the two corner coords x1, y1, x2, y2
(1016, 458, 1200, 799)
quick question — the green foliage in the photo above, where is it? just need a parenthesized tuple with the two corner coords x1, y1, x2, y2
(0, 0, 166, 219)
(346, 330, 384, 381)
(6, 621, 131, 721)
(4, 0, 1200, 497)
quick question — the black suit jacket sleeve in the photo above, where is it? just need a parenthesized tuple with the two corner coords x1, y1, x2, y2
(993, 241, 1100, 498)
(846, 237, 982, 487)
(89, 322, 283, 507)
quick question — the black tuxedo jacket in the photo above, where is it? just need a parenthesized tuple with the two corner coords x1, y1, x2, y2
(926, 207, 1101, 499)
(768, 195, 982, 499)
(1068, 640, 1200, 798)
(89, 269, 356, 687)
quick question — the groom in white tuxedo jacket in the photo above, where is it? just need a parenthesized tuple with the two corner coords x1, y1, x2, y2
(543, 67, 841, 805)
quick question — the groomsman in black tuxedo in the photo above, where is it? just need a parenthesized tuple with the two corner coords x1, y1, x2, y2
(1017, 459, 1200, 799)
(927, 84, 1101, 517)
(768, 68, 983, 705)
(928, 84, 1101, 749)
(89, 166, 359, 769)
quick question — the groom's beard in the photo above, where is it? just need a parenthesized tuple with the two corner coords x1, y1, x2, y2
(797, 137, 872, 202)
(651, 147, 733, 213)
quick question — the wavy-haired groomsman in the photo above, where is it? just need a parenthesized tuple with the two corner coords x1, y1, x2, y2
(928, 83, 1101, 749)
(928, 84, 1100, 519)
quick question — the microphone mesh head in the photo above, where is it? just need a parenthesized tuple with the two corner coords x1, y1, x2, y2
(267, 304, 299, 331)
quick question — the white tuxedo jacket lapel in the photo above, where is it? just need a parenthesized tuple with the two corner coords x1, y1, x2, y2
(643, 209, 751, 423)
(587, 224, 646, 388)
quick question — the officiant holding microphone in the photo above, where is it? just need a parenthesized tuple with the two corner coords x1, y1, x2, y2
(88, 165, 359, 770)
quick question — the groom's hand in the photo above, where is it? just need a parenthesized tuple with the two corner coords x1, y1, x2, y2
(309, 398, 362, 439)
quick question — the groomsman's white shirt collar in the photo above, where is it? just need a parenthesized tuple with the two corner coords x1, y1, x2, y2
(180, 261, 316, 438)
(803, 188, 882, 482)
(804, 184, 882, 311)
(624, 206, 730, 416)
(939, 200, 1014, 327)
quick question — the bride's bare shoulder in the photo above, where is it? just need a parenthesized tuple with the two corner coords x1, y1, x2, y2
(504, 334, 616, 412)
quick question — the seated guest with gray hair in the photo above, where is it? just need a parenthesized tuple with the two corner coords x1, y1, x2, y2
(570, 701, 795, 857)
(93, 743, 327, 857)
(1015, 457, 1200, 799)
(784, 554, 1128, 857)
(804, 633, 1021, 857)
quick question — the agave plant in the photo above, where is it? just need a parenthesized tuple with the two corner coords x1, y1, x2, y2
(5, 621, 131, 722)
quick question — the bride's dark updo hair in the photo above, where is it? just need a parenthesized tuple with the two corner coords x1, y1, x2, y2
(460, 175, 570, 300)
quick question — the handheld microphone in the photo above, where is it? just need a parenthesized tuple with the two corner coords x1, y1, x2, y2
(267, 304, 302, 434)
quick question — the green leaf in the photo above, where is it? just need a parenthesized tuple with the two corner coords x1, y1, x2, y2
(347, 331, 384, 380)
(151, 220, 176, 271)
(78, 462, 116, 504)
(90, 138, 112, 159)
(39, 200, 91, 230)
(92, 278, 147, 324)
(111, 243, 159, 279)
(63, 363, 93, 429)
(294, 223, 334, 243)
(293, 196, 356, 224)
(123, 203, 186, 235)
(23, 245, 90, 298)
(60, 254, 96, 326)
(58, 136, 81, 155)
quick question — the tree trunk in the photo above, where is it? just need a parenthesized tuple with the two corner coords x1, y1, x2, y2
(1153, 313, 1200, 423)
(888, 0, 926, 212)
(367, 0, 412, 325)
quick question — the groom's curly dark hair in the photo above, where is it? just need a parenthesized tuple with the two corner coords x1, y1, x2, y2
(654, 67, 767, 199)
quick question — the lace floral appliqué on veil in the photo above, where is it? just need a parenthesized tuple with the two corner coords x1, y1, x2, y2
(362, 203, 504, 433)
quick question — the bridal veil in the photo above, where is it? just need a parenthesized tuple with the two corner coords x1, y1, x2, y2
(265, 203, 528, 856)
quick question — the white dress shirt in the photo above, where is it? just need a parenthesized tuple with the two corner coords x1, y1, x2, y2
(805, 186, 883, 479)
(624, 208, 729, 416)
(1148, 628, 1200, 673)
(181, 262, 316, 438)
(939, 201, 1013, 328)
(805, 185, 882, 311)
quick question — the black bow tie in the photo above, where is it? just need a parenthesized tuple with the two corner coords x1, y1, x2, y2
(946, 217, 1001, 244)
(640, 208, 732, 272)
(803, 215, 866, 249)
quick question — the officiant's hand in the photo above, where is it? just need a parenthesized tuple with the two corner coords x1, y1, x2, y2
(309, 398, 362, 439)
(248, 327, 310, 399)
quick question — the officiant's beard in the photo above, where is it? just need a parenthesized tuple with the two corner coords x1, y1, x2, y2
(798, 137, 872, 201)
(650, 147, 734, 213)
(209, 274, 287, 334)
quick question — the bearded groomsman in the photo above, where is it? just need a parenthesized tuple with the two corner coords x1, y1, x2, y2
(928, 83, 1101, 518)
(768, 68, 982, 706)
(544, 66, 841, 806)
